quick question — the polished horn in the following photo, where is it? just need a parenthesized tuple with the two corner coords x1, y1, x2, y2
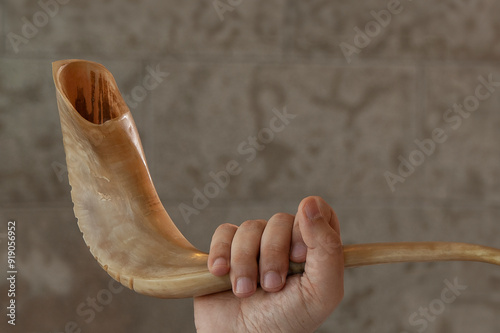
(53, 59, 500, 299)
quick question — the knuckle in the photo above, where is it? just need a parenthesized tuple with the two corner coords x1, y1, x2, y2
(217, 223, 238, 232)
(212, 240, 232, 253)
(321, 233, 342, 254)
(240, 219, 267, 230)
(271, 212, 294, 222)
(231, 250, 256, 264)
(262, 242, 288, 255)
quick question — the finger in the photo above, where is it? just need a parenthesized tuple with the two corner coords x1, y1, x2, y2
(208, 223, 238, 276)
(259, 213, 294, 292)
(297, 196, 344, 302)
(230, 219, 267, 298)
(290, 214, 307, 263)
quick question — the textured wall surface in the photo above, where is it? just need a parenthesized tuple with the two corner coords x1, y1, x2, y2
(1, 0, 500, 332)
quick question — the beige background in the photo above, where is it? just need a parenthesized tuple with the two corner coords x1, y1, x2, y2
(1, 0, 500, 332)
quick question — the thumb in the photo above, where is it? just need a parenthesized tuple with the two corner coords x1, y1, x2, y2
(296, 196, 344, 302)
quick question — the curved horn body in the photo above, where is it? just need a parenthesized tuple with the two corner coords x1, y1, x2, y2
(53, 59, 500, 299)
(53, 59, 230, 298)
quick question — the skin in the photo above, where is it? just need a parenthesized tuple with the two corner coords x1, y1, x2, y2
(194, 196, 344, 333)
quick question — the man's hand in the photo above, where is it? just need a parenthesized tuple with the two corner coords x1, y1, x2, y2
(194, 196, 344, 333)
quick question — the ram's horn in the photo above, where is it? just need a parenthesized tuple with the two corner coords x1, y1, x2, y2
(53, 59, 232, 298)
(53, 59, 500, 299)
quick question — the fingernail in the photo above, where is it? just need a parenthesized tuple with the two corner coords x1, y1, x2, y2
(291, 242, 307, 259)
(235, 277, 253, 294)
(304, 199, 322, 221)
(263, 271, 282, 290)
(212, 257, 227, 268)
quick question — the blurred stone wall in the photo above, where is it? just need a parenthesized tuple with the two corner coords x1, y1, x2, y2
(1, 0, 500, 332)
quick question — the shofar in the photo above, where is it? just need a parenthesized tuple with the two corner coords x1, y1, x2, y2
(53, 59, 500, 299)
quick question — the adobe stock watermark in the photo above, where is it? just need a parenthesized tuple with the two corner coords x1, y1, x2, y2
(212, 0, 244, 21)
(6, 221, 17, 326)
(385, 73, 500, 192)
(7, 0, 71, 54)
(123, 64, 169, 109)
(178, 106, 296, 224)
(339, 0, 410, 64)
(52, 160, 68, 183)
(55, 278, 124, 333)
(401, 277, 467, 333)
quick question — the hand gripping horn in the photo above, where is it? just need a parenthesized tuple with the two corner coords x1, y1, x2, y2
(53, 59, 500, 298)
